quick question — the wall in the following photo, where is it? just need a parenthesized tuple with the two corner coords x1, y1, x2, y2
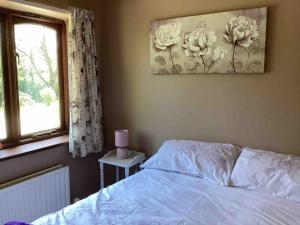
(28, 0, 90, 10)
(101, 0, 300, 156)
(0, 0, 106, 200)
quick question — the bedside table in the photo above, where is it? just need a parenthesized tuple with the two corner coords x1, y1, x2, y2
(98, 149, 145, 189)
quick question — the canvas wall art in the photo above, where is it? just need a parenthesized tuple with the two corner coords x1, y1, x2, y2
(150, 7, 267, 74)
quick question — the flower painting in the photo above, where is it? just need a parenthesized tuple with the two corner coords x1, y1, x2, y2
(150, 7, 267, 74)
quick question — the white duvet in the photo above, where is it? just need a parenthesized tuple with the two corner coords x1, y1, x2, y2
(33, 169, 300, 225)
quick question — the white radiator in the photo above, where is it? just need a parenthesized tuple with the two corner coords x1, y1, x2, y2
(0, 165, 70, 224)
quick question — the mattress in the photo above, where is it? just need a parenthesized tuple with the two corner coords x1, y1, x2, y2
(32, 169, 300, 225)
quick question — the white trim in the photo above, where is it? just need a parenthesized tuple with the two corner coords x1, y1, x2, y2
(0, 0, 69, 20)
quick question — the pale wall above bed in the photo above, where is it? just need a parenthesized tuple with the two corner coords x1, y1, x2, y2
(100, 0, 300, 156)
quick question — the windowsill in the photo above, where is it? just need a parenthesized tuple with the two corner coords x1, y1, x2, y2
(0, 135, 69, 162)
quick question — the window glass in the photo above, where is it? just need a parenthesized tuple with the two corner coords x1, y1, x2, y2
(14, 23, 61, 135)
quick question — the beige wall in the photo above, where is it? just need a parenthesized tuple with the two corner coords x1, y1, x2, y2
(28, 0, 90, 10)
(101, 0, 300, 155)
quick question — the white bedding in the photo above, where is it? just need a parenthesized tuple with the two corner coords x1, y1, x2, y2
(33, 169, 300, 225)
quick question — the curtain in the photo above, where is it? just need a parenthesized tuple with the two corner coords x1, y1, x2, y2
(68, 7, 103, 157)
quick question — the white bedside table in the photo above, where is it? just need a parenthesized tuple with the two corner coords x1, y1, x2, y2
(98, 149, 145, 189)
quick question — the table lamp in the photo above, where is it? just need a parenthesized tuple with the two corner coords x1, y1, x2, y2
(115, 129, 129, 159)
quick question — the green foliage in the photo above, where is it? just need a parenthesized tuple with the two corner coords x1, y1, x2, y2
(16, 35, 58, 106)
(40, 87, 56, 106)
(17, 63, 44, 105)
(0, 33, 59, 107)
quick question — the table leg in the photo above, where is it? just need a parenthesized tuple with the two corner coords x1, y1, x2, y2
(116, 166, 119, 182)
(100, 162, 104, 189)
(125, 167, 129, 178)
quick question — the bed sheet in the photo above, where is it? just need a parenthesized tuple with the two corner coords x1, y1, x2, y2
(33, 169, 300, 225)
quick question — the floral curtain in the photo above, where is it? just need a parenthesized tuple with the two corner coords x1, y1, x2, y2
(68, 7, 103, 157)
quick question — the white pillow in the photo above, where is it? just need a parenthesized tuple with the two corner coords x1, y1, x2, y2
(141, 139, 241, 186)
(231, 147, 300, 203)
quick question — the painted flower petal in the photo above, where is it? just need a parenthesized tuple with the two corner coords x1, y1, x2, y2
(223, 34, 232, 42)
(182, 26, 217, 57)
(223, 16, 260, 48)
(237, 37, 251, 48)
(153, 22, 182, 51)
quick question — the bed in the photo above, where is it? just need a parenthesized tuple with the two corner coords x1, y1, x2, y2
(31, 140, 300, 225)
(32, 169, 300, 225)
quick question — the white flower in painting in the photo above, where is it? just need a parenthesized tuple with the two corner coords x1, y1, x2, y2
(182, 27, 217, 57)
(212, 47, 227, 61)
(154, 23, 182, 50)
(224, 16, 259, 48)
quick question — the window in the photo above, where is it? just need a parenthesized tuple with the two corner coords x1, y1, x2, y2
(0, 8, 68, 147)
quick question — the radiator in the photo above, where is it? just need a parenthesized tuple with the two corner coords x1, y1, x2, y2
(0, 165, 70, 224)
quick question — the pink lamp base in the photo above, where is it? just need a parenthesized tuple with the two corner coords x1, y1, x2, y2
(117, 148, 128, 159)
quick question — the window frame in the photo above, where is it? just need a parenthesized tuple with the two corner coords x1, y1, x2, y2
(0, 7, 69, 148)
